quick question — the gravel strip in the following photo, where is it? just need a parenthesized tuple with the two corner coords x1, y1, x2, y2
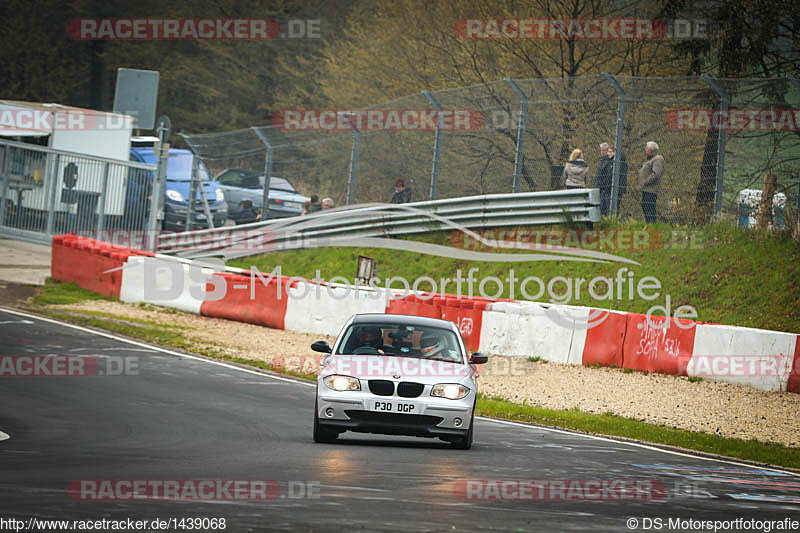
(52, 300, 800, 448)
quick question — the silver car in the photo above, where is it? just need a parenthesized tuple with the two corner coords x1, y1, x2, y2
(216, 169, 309, 222)
(311, 313, 488, 449)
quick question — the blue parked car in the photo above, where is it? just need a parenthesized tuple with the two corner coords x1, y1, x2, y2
(128, 145, 228, 231)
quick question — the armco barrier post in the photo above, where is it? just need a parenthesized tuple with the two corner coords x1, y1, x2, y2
(602, 72, 626, 217)
(251, 127, 273, 219)
(505, 78, 528, 194)
(701, 74, 728, 217)
(422, 90, 443, 200)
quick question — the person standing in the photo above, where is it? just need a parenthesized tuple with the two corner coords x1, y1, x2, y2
(638, 141, 664, 223)
(391, 178, 412, 203)
(594, 143, 613, 214)
(561, 149, 589, 189)
(303, 195, 322, 214)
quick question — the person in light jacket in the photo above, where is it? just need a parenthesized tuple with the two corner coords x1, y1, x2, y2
(638, 141, 664, 223)
(561, 148, 589, 189)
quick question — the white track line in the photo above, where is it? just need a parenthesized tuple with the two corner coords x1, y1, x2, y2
(476, 417, 799, 477)
(0, 431, 9, 441)
(0, 307, 311, 387)
(2, 306, 797, 476)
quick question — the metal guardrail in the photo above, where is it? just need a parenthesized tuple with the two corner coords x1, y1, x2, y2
(157, 189, 600, 259)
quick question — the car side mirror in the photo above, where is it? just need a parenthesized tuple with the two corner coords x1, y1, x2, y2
(311, 341, 332, 353)
(469, 353, 488, 364)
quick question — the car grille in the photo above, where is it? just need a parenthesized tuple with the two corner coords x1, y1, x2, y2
(368, 380, 394, 396)
(397, 382, 424, 398)
(344, 410, 443, 427)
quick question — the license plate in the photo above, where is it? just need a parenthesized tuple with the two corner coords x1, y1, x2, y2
(195, 214, 207, 220)
(284, 201, 301, 209)
(370, 400, 417, 413)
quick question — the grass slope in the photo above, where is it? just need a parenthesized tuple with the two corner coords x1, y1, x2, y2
(229, 220, 799, 332)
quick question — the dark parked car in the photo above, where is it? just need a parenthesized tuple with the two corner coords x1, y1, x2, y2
(215, 168, 309, 223)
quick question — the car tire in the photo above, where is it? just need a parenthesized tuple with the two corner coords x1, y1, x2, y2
(452, 405, 475, 450)
(313, 399, 338, 443)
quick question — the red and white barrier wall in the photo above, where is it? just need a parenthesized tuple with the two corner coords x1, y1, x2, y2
(51, 235, 800, 393)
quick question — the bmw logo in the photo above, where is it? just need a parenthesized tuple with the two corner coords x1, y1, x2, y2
(393, 374, 401, 379)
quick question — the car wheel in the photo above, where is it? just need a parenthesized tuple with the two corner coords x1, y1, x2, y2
(313, 399, 338, 443)
(452, 405, 475, 450)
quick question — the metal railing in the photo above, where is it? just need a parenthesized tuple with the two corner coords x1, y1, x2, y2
(0, 139, 157, 245)
(156, 188, 600, 259)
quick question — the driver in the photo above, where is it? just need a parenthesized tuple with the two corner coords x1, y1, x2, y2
(419, 334, 446, 358)
(354, 326, 386, 353)
(386, 328, 413, 353)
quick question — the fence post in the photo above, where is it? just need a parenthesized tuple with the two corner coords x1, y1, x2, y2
(505, 78, 528, 193)
(789, 78, 800, 223)
(45, 153, 61, 236)
(96, 162, 110, 232)
(602, 72, 626, 217)
(0, 146, 10, 231)
(147, 141, 169, 251)
(339, 113, 360, 205)
(148, 120, 170, 238)
(422, 90, 443, 200)
(251, 127, 273, 219)
(701, 74, 728, 217)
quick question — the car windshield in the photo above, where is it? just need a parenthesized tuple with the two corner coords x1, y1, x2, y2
(165, 153, 209, 181)
(262, 176, 296, 192)
(335, 323, 464, 363)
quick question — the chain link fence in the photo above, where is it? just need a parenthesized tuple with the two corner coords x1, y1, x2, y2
(181, 74, 800, 226)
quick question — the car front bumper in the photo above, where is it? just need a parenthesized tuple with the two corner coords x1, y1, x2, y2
(164, 203, 227, 229)
(316, 387, 475, 438)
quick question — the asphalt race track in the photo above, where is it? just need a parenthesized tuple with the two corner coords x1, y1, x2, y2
(1, 308, 798, 532)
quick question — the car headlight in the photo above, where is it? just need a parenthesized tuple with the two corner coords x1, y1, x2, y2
(323, 375, 361, 392)
(431, 383, 470, 400)
(166, 189, 184, 202)
(215, 189, 225, 202)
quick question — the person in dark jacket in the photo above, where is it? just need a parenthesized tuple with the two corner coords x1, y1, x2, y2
(234, 199, 260, 225)
(303, 194, 322, 215)
(391, 178, 412, 203)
